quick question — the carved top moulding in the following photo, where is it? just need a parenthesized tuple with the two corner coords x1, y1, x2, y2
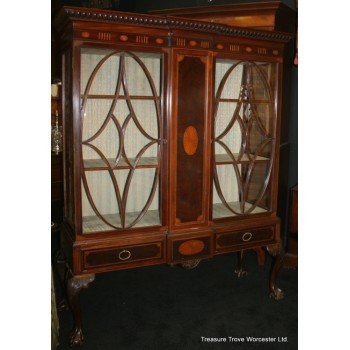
(54, 6, 292, 44)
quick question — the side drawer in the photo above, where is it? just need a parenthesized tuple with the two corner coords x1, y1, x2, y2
(216, 226, 275, 253)
(82, 241, 163, 272)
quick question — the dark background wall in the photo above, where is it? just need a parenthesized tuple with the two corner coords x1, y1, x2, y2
(52, 0, 298, 240)
(52, 0, 297, 15)
(119, 0, 297, 12)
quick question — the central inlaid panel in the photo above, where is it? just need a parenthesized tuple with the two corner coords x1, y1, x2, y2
(175, 54, 207, 224)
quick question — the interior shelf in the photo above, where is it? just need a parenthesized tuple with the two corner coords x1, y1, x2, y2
(216, 98, 271, 103)
(215, 153, 269, 164)
(213, 201, 268, 219)
(82, 209, 161, 233)
(83, 156, 159, 170)
(81, 94, 160, 100)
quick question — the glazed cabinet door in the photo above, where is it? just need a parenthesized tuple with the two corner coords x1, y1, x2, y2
(212, 58, 278, 219)
(169, 49, 212, 229)
(79, 47, 165, 234)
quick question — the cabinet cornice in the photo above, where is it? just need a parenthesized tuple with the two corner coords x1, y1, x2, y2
(54, 6, 292, 44)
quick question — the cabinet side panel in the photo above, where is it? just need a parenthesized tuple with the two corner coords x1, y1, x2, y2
(62, 48, 75, 228)
(175, 55, 206, 224)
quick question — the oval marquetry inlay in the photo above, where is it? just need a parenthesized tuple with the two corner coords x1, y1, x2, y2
(178, 240, 205, 256)
(245, 47, 253, 52)
(155, 38, 164, 44)
(183, 126, 199, 156)
(216, 44, 224, 50)
(189, 40, 197, 47)
(273, 49, 279, 56)
(119, 35, 129, 42)
(81, 31, 90, 38)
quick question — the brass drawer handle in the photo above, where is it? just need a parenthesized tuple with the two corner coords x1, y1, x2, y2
(242, 232, 253, 242)
(118, 249, 131, 261)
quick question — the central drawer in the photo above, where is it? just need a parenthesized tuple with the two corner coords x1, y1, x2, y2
(167, 229, 213, 263)
(82, 241, 164, 273)
(215, 226, 275, 253)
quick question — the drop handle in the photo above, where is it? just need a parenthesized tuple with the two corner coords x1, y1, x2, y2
(118, 249, 131, 261)
(242, 232, 253, 242)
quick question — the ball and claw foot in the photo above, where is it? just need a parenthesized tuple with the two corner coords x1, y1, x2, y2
(269, 287, 284, 301)
(234, 267, 248, 278)
(69, 327, 84, 347)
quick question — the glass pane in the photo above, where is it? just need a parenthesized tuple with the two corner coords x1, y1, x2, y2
(80, 48, 162, 233)
(213, 164, 242, 216)
(124, 53, 161, 96)
(81, 48, 120, 95)
(249, 63, 274, 101)
(246, 162, 270, 211)
(215, 102, 238, 136)
(215, 60, 243, 99)
(213, 59, 276, 218)
(81, 169, 160, 233)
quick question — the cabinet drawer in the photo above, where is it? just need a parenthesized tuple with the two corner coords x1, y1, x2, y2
(83, 242, 163, 271)
(216, 226, 274, 252)
(167, 231, 213, 263)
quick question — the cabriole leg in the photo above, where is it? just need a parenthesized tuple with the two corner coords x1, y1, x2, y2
(54, 250, 69, 311)
(267, 244, 285, 300)
(66, 274, 95, 347)
(253, 247, 266, 266)
(234, 250, 248, 277)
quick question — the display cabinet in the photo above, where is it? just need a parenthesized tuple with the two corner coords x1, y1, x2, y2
(54, 6, 292, 346)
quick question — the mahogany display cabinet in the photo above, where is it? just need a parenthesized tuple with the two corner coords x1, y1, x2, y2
(54, 6, 292, 346)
